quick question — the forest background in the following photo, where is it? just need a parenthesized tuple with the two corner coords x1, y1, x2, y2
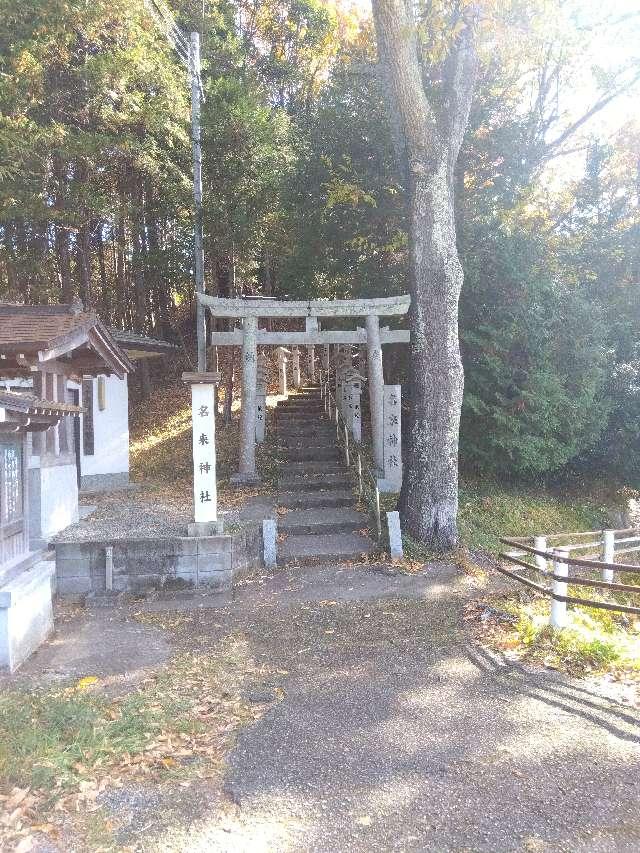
(1, 0, 639, 484)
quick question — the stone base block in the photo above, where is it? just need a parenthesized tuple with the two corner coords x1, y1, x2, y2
(0, 560, 54, 672)
(263, 519, 277, 570)
(386, 511, 403, 560)
(187, 520, 224, 537)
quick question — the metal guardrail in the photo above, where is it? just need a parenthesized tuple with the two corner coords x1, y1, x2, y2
(499, 531, 640, 627)
(319, 371, 382, 540)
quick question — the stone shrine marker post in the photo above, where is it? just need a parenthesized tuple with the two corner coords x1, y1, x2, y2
(256, 353, 267, 443)
(380, 384, 402, 493)
(292, 346, 301, 388)
(183, 371, 222, 535)
(277, 347, 290, 397)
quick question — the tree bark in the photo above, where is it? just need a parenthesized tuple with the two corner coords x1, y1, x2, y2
(52, 154, 74, 302)
(116, 192, 128, 327)
(74, 159, 93, 307)
(95, 225, 110, 321)
(371, 0, 478, 550)
(3, 222, 18, 296)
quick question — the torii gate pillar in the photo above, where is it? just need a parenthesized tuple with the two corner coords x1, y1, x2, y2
(305, 316, 318, 383)
(365, 313, 385, 472)
(231, 315, 260, 484)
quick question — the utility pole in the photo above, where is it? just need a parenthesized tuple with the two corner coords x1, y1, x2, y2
(143, 1, 207, 370)
(190, 32, 206, 371)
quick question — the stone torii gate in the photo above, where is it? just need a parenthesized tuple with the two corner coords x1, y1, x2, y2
(198, 294, 410, 484)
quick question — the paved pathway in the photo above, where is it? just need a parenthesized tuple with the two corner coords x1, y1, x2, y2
(142, 563, 640, 852)
(10, 562, 640, 851)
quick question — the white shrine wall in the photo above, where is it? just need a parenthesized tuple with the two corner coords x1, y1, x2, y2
(77, 374, 130, 492)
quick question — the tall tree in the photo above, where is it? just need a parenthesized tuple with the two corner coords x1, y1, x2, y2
(371, 0, 478, 549)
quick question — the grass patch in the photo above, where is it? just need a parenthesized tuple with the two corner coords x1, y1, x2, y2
(458, 478, 609, 554)
(0, 637, 266, 848)
(468, 591, 640, 679)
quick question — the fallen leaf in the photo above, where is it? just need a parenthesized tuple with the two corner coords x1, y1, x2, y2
(76, 676, 99, 690)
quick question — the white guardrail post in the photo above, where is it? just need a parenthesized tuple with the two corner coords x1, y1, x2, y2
(534, 535, 547, 573)
(601, 529, 615, 583)
(550, 547, 569, 629)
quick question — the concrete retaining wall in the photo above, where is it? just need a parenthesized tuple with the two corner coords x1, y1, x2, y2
(55, 524, 262, 596)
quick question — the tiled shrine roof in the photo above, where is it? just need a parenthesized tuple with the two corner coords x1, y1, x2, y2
(0, 303, 133, 378)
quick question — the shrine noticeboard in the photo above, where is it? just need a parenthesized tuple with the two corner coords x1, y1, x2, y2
(190, 383, 217, 523)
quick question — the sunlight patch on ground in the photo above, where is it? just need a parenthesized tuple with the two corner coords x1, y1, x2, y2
(130, 407, 191, 458)
(149, 808, 308, 853)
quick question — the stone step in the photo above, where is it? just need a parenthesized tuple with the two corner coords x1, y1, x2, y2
(278, 429, 335, 438)
(277, 489, 355, 508)
(283, 449, 341, 463)
(278, 426, 330, 435)
(279, 507, 367, 534)
(279, 401, 323, 408)
(277, 473, 351, 492)
(277, 413, 325, 420)
(285, 462, 345, 474)
(278, 532, 376, 565)
(278, 437, 335, 449)
(278, 424, 331, 433)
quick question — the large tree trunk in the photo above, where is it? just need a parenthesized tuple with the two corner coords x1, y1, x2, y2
(399, 159, 465, 547)
(371, 0, 477, 550)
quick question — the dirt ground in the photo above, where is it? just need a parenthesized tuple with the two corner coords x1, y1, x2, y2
(4, 561, 640, 852)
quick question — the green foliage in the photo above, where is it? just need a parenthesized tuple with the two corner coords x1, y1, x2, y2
(1, 0, 639, 486)
(0, 680, 191, 792)
(460, 223, 613, 475)
(502, 596, 640, 676)
(457, 478, 608, 554)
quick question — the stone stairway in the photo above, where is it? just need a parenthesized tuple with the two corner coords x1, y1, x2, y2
(275, 387, 377, 566)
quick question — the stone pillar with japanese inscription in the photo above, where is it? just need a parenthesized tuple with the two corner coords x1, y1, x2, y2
(277, 347, 289, 397)
(322, 344, 330, 371)
(183, 372, 221, 535)
(292, 346, 301, 388)
(356, 343, 367, 379)
(232, 316, 260, 484)
(344, 371, 365, 443)
(380, 384, 402, 493)
(256, 352, 267, 444)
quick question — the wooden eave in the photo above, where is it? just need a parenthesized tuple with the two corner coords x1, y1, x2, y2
(0, 391, 84, 434)
(0, 319, 134, 380)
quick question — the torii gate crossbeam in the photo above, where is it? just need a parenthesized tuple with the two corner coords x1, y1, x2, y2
(197, 294, 411, 483)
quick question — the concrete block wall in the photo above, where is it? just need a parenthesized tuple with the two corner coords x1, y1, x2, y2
(55, 525, 262, 596)
(0, 560, 55, 672)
